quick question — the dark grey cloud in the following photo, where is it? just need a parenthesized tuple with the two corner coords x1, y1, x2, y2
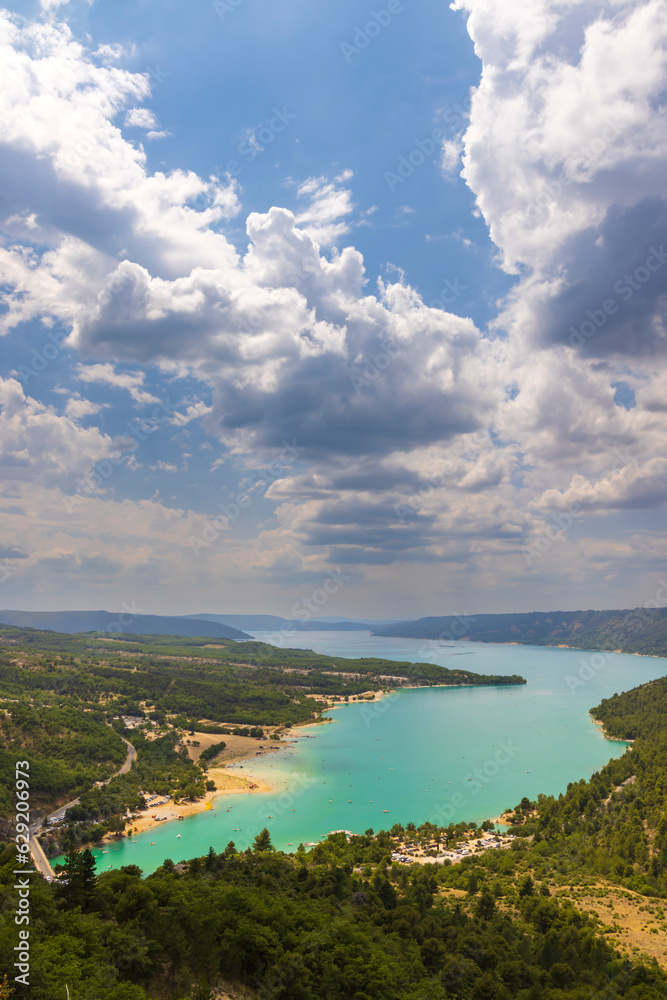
(0, 145, 137, 260)
(208, 354, 481, 460)
(0, 545, 28, 559)
(538, 196, 667, 357)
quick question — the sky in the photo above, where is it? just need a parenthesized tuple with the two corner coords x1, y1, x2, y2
(0, 0, 666, 619)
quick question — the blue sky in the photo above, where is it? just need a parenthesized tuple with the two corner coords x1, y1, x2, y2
(0, 0, 666, 617)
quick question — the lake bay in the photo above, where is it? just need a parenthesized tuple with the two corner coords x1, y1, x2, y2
(70, 632, 667, 876)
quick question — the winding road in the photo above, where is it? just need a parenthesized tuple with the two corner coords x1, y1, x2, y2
(28, 732, 136, 877)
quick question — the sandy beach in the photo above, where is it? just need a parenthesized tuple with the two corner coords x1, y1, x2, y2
(120, 729, 303, 840)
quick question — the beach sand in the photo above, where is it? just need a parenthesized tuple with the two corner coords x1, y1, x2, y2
(121, 730, 299, 839)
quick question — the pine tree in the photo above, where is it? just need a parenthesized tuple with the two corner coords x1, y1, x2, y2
(253, 827, 273, 853)
(56, 846, 97, 910)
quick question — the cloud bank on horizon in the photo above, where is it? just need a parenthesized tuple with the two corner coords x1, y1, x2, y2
(0, 0, 666, 616)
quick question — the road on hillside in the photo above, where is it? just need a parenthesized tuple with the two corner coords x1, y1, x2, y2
(28, 833, 55, 879)
(28, 733, 137, 875)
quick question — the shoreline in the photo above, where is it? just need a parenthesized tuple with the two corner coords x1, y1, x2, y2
(96, 685, 484, 846)
(378, 636, 667, 660)
(88, 679, 632, 849)
(99, 727, 313, 844)
(590, 715, 634, 745)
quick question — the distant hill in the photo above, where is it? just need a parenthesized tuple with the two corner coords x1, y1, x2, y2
(184, 613, 286, 631)
(373, 607, 667, 657)
(184, 613, 402, 632)
(0, 610, 250, 640)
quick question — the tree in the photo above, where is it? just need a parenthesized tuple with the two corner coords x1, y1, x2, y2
(56, 846, 97, 910)
(476, 887, 496, 921)
(253, 827, 274, 853)
(519, 874, 534, 898)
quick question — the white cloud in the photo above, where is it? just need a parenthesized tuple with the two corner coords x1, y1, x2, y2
(453, 0, 667, 304)
(441, 138, 463, 174)
(64, 396, 105, 419)
(0, 376, 114, 488)
(294, 173, 357, 245)
(124, 107, 170, 140)
(75, 362, 160, 405)
(124, 108, 158, 130)
(170, 401, 213, 426)
(1, 4, 667, 608)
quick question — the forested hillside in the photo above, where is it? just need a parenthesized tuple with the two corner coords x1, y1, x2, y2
(0, 626, 524, 839)
(2, 828, 667, 1000)
(375, 606, 667, 656)
(3, 628, 667, 997)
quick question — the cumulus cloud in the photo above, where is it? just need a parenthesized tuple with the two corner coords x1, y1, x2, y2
(124, 108, 159, 130)
(75, 363, 160, 405)
(1, 3, 667, 607)
(453, 0, 667, 359)
(64, 396, 105, 419)
(0, 376, 114, 488)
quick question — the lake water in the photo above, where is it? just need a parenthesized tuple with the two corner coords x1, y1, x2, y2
(58, 632, 667, 876)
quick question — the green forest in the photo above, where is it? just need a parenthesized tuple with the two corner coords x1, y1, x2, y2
(3, 627, 667, 998)
(375, 607, 667, 657)
(0, 627, 524, 849)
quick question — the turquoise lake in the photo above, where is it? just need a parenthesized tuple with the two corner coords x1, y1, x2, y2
(65, 632, 667, 876)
